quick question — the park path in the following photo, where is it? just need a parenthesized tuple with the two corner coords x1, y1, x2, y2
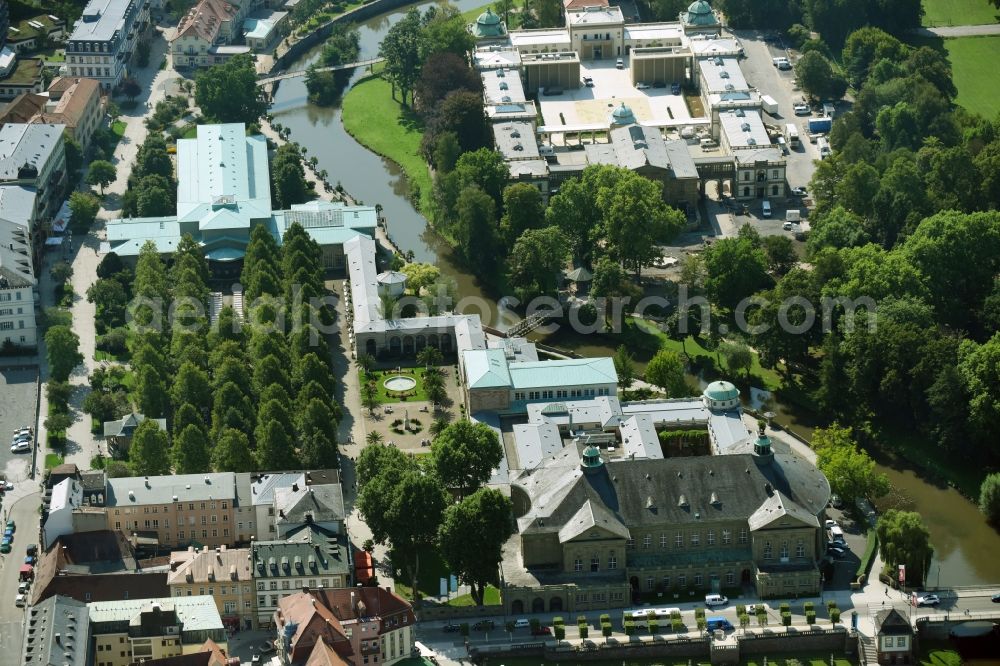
(913, 23, 1000, 37)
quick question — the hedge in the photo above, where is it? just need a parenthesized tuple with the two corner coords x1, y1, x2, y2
(856, 529, 879, 579)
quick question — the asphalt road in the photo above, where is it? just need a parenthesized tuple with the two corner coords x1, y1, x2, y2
(0, 491, 41, 665)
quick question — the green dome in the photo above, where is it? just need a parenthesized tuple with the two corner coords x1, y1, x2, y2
(684, 0, 718, 26)
(703, 380, 739, 402)
(474, 9, 506, 38)
(610, 102, 636, 126)
(581, 445, 604, 470)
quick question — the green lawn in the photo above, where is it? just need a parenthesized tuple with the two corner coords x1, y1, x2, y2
(341, 69, 433, 213)
(394, 544, 450, 601)
(917, 641, 962, 666)
(181, 124, 198, 139)
(922, 0, 999, 26)
(942, 35, 1000, 119)
(359, 366, 437, 404)
(45, 453, 65, 470)
(448, 584, 501, 606)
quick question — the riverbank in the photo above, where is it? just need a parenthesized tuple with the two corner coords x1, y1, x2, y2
(341, 69, 434, 214)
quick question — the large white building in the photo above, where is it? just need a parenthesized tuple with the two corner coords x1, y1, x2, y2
(65, 0, 151, 91)
(0, 188, 37, 349)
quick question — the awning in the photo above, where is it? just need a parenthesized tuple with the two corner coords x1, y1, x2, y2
(19, 564, 33, 574)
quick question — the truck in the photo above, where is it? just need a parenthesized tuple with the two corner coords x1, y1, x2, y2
(786, 209, 801, 223)
(784, 123, 800, 147)
(761, 95, 779, 115)
(808, 116, 832, 133)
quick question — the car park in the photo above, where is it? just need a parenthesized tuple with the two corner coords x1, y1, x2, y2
(473, 620, 495, 631)
(917, 594, 940, 607)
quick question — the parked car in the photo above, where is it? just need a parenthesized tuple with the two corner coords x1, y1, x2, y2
(24, 556, 36, 566)
(616, 58, 624, 69)
(827, 545, 846, 558)
(12, 428, 32, 439)
(582, 76, 594, 87)
(473, 620, 495, 631)
(916, 594, 940, 607)
(636, 82, 651, 90)
(705, 594, 728, 607)
(7, 520, 15, 533)
(652, 81, 666, 88)
(514, 618, 530, 629)
(830, 495, 843, 508)
(793, 103, 810, 115)
(0, 541, 10, 554)
(992, 593, 1000, 603)
(0, 481, 12, 492)
(25, 544, 37, 556)
(15, 594, 26, 607)
(442, 623, 461, 633)
(10, 441, 30, 453)
(532, 626, 552, 636)
(17, 582, 29, 594)
(824, 519, 838, 528)
(671, 83, 682, 95)
(791, 186, 808, 196)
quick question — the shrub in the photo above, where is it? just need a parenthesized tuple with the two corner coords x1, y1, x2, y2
(624, 621, 635, 636)
(694, 607, 706, 620)
(696, 616, 706, 632)
(779, 602, 790, 614)
(554, 624, 566, 640)
(580, 615, 590, 624)
(806, 611, 816, 625)
(552, 616, 564, 626)
(782, 611, 792, 626)
(599, 613, 610, 624)
(648, 618, 659, 633)
(827, 599, 838, 610)
(736, 604, 746, 615)
(803, 601, 814, 613)
(672, 617, 684, 632)
(96, 328, 128, 355)
(830, 608, 841, 624)
(602, 622, 612, 638)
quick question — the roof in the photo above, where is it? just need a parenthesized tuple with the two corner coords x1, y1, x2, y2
(136, 639, 230, 666)
(176, 124, 272, 224)
(526, 396, 623, 429)
(167, 546, 253, 586)
(305, 638, 351, 666)
(70, 0, 142, 42)
(464, 348, 513, 389)
(32, 570, 169, 606)
(39, 78, 101, 128)
(102, 412, 167, 437)
(747, 489, 820, 530)
(88, 596, 224, 633)
(493, 120, 539, 160)
(564, 0, 608, 9)
(41, 530, 137, 571)
(482, 67, 525, 105)
(0, 214, 35, 288)
(558, 498, 630, 542)
(567, 6, 624, 25)
(473, 8, 506, 38)
(274, 483, 346, 527)
(698, 56, 748, 93)
(876, 608, 913, 635)
(0, 123, 65, 181)
(473, 48, 521, 71)
(106, 473, 237, 506)
(683, 0, 719, 26)
(512, 422, 564, 470)
(0, 92, 47, 125)
(620, 414, 663, 459)
(174, 0, 237, 44)
(22, 595, 90, 666)
(50, 477, 82, 512)
(243, 11, 288, 40)
(509, 357, 617, 390)
(277, 588, 415, 643)
(624, 23, 684, 42)
(509, 29, 571, 48)
(252, 525, 350, 580)
(720, 109, 770, 149)
(250, 472, 305, 506)
(704, 379, 738, 401)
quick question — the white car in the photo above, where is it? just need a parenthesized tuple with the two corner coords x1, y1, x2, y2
(15, 594, 26, 607)
(1, 481, 13, 492)
(793, 104, 811, 115)
(791, 186, 808, 197)
(824, 519, 838, 528)
(917, 594, 940, 607)
(636, 82, 651, 90)
(10, 441, 31, 453)
(705, 594, 728, 607)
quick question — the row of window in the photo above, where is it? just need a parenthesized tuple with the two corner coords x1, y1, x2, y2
(575, 591, 625, 603)
(68, 66, 113, 79)
(0, 320, 26, 330)
(0, 292, 23, 301)
(574, 552, 618, 572)
(67, 55, 113, 65)
(116, 501, 229, 514)
(740, 169, 783, 181)
(627, 528, 747, 549)
(113, 522, 230, 540)
(516, 387, 611, 401)
(762, 539, 807, 560)
(643, 572, 736, 591)
(0, 307, 25, 315)
(256, 579, 335, 594)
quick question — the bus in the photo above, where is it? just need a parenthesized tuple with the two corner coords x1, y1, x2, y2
(784, 123, 800, 148)
(622, 607, 681, 628)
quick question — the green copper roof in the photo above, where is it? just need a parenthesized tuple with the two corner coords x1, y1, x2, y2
(704, 380, 738, 401)
(684, 0, 718, 26)
(610, 102, 636, 125)
(474, 8, 506, 38)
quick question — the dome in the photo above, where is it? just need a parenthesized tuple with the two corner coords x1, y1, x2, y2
(580, 445, 604, 472)
(610, 102, 636, 126)
(474, 9, 506, 38)
(684, 0, 718, 26)
(703, 380, 739, 402)
(376, 271, 407, 285)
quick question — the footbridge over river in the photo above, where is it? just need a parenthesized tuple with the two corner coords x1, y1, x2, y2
(257, 57, 385, 85)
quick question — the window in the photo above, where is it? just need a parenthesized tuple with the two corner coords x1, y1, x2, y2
(707, 530, 715, 545)
(678, 574, 686, 587)
(660, 534, 668, 549)
(690, 532, 699, 547)
(608, 552, 617, 570)
(763, 541, 773, 559)
(694, 573, 703, 586)
(646, 577, 654, 591)
(726, 571, 735, 585)
(662, 575, 670, 589)
(675, 533, 683, 548)
(270, 582, 277, 590)
(780, 541, 789, 559)
(796, 540, 805, 558)
(896, 637, 907, 648)
(642, 534, 651, 549)
(739, 528, 748, 544)
(611, 592, 624, 602)
(722, 529, 731, 545)
(574, 558, 583, 572)
(576, 593, 588, 603)
(590, 554, 600, 572)
(626, 537, 634, 548)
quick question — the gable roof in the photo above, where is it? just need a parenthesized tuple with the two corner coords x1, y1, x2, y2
(274, 483, 345, 527)
(22, 595, 90, 666)
(305, 638, 351, 666)
(558, 498, 630, 543)
(510, 357, 617, 390)
(167, 546, 253, 586)
(464, 348, 513, 389)
(174, 0, 238, 43)
(748, 489, 819, 531)
(876, 608, 912, 635)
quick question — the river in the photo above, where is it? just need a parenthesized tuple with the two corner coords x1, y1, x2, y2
(270, 1, 1000, 588)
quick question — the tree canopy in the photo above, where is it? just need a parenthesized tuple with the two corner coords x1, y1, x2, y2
(195, 54, 268, 124)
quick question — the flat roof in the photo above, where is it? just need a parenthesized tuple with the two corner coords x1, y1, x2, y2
(688, 37, 742, 57)
(70, 0, 140, 43)
(509, 29, 570, 48)
(624, 23, 684, 42)
(344, 235, 380, 326)
(106, 473, 236, 506)
(493, 121, 539, 160)
(509, 357, 617, 390)
(0, 123, 65, 180)
(88, 595, 223, 632)
(512, 423, 564, 470)
(567, 6, 624, 25)
(473, 48, 522, 70)
(719, 109, 770, 149)
(526, 396, 623, 429)
(482, 67, 526, 105)
(508, 159, 549, 178)
(734, 146, 784, 164)
(697, 56, 748, 93)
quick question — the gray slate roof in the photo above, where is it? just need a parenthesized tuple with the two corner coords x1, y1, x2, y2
(0, 123, 64, 181)
(251, 524, 350, 579)
(0, 216, 34, 288)
(275, 483, 345, 526)
(22, 595, 90, 666)
(106, 472, 236, 506)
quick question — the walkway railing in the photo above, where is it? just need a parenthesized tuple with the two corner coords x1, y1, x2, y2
(256, 57, 384, 85)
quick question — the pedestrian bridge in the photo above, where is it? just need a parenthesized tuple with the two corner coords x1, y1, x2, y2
(256, 57, 384, 85)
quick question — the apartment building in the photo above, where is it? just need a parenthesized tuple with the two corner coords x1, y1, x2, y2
(66, 0, 151, 90)
(168, 545, 256, 631)
(170, 0, 250, 68)
(22, 595, 90, 666)
(89, 596, 226, 666)
(0, 210, 36, 349)
(0, 122, 67, 222)
(274, 588, 415, 666)
(0, 77, 104, 149)
(251, 524, 351, 628)
(105, 473, 238, 549)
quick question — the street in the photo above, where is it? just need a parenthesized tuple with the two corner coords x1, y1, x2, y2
(0, 492, 41, 666)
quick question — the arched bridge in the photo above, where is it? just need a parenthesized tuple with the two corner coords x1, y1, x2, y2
(257, 57, 384, 86)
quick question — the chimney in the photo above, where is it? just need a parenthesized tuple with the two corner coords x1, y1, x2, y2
(169, 560, 179, 572)
(292, 482, 299, 492)
(55, 633, 61, 645)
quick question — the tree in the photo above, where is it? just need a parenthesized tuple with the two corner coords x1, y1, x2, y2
(271, 143, 311, 209)
(69, 190, 100, 228)
(545, 176, 600, 265)
(812, 425, 890, 503)
(454, 148, 510, 207)
(305, 65, 341, 106)
(378, 8, 423, 106)
(417, 346, 443, 368)
(136, 40, 151, 67)
(87, 277, 128, 331)
(720, 341, 753, 380)
(64, 132, 83, 176)
(129, 420, 171, 476)
(432, 420, 503, 496)
(45, 326, 83, 382)
(415, 52, 481, 112)
(195, 54, 268, 124)
(876, 509, 934, 586)
(613, 345, 636, 390)
(255, 417, 297, 471)
(427, 91, 490, 154)
(135, 134, 174, 181)
(86, 160, 117, 195)
(171, 362, 211, 413)
(438, 488, 514, 605)
(645, 348, 688, 397)
(212, 427, 255, 472)
(172, 423, 211, 474)
(795, 51, 847, 101)
(841, 27, 908, 87)
(507, 226, 569, 301)
(702, 236, 771, 311)
(453, 186, 499, 279)
(401, 262, 441, 294)
(762, 235, 797, 275)
(980, 473, 1000, 524)
(121, 77, 141, 101)
(958, 332, 1000, 451)
(499, 183, 545, 248)
(297, 398, 340, 468)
